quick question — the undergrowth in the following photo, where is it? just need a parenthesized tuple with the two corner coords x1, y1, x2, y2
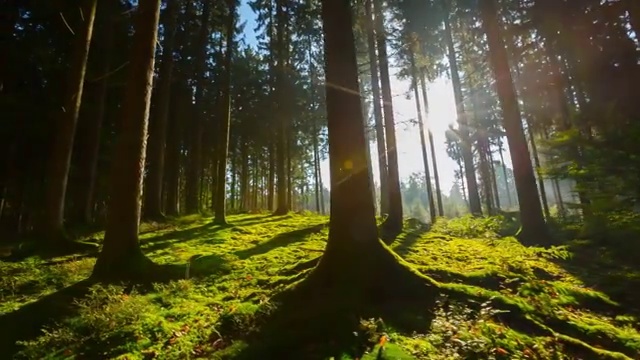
(1, 213, 639, 359)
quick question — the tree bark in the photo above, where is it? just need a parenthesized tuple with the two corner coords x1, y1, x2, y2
(41, 0, 97, 241)
(163, 83, 185, 216)
(92, 0, 161, 279)
(144, 0, 180, 221)
(213, 0, 236, 224)
(442, 1, 482, 215)
(73, 0, 115, 225)
(419, 73, 444, 216)
(364, 0, 389, 216)
(273, 0, 289, 215)
(185, 1, 211, 214)
(497, 139, 513, 208)
(479, 0, 547, 244)
(409, 50, 436, 222)
(372, 0, 403, 236)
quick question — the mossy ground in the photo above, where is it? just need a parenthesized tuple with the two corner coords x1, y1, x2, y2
(1, 213, 639, 359)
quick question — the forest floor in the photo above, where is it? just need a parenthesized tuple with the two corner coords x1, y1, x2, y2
(1, 213, 640, 359)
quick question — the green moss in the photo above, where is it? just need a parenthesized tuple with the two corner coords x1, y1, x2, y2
(2, 214, 640, 359)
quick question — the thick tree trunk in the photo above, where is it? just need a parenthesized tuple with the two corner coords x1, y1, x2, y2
(525, 117, 551, 219)
(41, 0, 97, 241)
(479, 0, 548, 244)
(372, 0, 403, 236)
(418, 73, 444, 216)
(92, 0, 161, 279)
(213, 1, 236, 224)
(442, 3, 482, 216)
(364, 0, 389, 216)
(143, 0, 180, 221)
(409, 51, 436, 222)
(73, 1, 115, 225)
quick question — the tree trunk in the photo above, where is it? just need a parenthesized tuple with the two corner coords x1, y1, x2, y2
(229, 142, 237, 211)
(364, 0, 389, 216)
(525, 117, 551, 219)
(479, 0, 548, 244)
(143, 0, 180, 221)
(92, 0, 161, 279)
(185, 1, 211, 214)
(41, 0, 97, 241)
(409, 50, 436, 222)
(372, 0, 403, 237)
(489, 152, 501, 210)
(74, 0, 115, 225)
(497, 139, 513, 208)
(419, 72, 444, 217)
(273, 0, 289, 215)
(213, 0, 236, 224)
(267, 142, 275, 211)
(240, 139, 249, 211)
(163, 83, 185, 216)
(442, 1, 482, 215)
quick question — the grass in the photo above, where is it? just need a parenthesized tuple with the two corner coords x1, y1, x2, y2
(0, 213, 639, 359)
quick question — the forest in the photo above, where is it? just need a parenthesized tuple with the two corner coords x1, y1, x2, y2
(1, 0, 640, 358)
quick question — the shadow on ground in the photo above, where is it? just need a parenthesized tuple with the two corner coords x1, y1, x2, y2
(555, 240, 640, 315)
(234, 223, 328, 260)
(227, 281, 436, 359)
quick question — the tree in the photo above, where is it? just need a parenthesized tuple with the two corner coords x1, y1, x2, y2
(213, 0, 237, 225)
(40, 0, 98, 242)
(143, 0, 180, 221)
(478, 0, 547, 244)
(92, 0, 162, 279)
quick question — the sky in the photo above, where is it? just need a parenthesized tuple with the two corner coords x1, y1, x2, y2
(237, 1, 512, 195)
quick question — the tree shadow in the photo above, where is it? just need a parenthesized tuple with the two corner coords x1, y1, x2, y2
(231, 214, 293, 227)
(140, 222, 230, 253)
(234, 223, 328, 260)
(228, 278, 437, 359)
(0, 279, 95, 357)
(391, 225, 431, 256)
(553, 240, 640, 315)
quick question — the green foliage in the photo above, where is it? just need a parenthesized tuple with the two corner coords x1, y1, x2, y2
(430, 215, 505, 238)
(3, 214, 640, 359)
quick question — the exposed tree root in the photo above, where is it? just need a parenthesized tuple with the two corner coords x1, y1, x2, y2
(91, 251, 184, 283)
(232, 242, 633, 360)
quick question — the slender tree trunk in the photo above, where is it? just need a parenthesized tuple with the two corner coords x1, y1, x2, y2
(273, 0, 289, 215)
(92, 0, 161, 279)
(442, 2, 482, 215)
(372, 0, 403, 236)
(497, 139, 512, 208)
(185, 1, 211, 214)
(458, 160, 467, 204)
(409, 50, 436, 222)
(364, 0, 389, 216)
(41, 0, 97, 242)
(419, 72, 444, 216)
(144, 0, 180, 221)
(267, 142, 275, 211)
(229, 143, 237, 211)
(74, 1, 115, 225)
(163, 84, 184, 216)
(525, 117, 551, 219)
(479, 0, 548, 244)
(489, 152, 501, 210)
(240, 139, 249, 211)
(214, 0, 236, 224)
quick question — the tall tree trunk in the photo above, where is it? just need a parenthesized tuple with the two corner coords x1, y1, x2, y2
(214, 0, 235, 224)
(409, 49, 436, 222)
(497, 138, 513, 208)
(163, 83, 185, 216)
(185, 1, 211, 214)
(229, 143, 237, 211)
(74, 0, 115, 225)
(419, 72, 444, 216)
(273, 0, 289, 215)
(92, 0, 161, 279)
(267, 142, 275, 211)
(479, 0, 548, 244)
(144, 0, 180, 221)
(442, 1, 482, 215)
(489, 152, 501, 210)
(364, 0, 389, 216)
(41, 0, 97, 242)
(525, 117, 551, 219)
(372, 0, 403, 237)
(240, 139, 249, 211)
